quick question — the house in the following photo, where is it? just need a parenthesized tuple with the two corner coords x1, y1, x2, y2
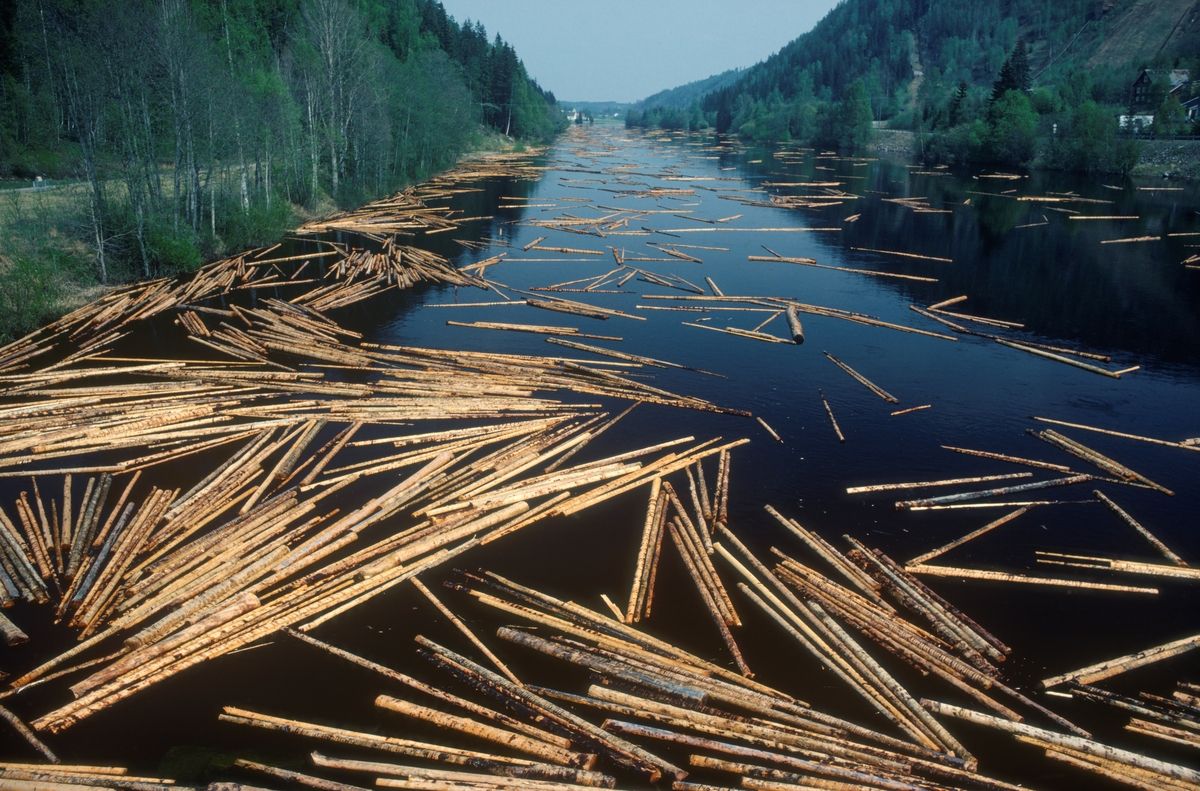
(1131, 69, 1190, 108)
(1119, 114, 1154, 131)
(1185, 95, 1200, 122)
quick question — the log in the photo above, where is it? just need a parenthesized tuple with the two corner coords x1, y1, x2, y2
(1032, 417, 1197, 452)
(1035, 551, 1200, 581)
(1028, 429, 1172, 495)
(921, 700, 1200, 785)
(939, 445, 1072, 473)
(233, 760, 368, 791)
(1093, 490, 1185, 566)
(0, 707, 56, 762)
(412, 577, 521, 686)
(905, 507, 1033, 567)
(818, 390, 844, 443)
(846, 473, 1031, 495)
(603, 723, 933, 791)
(890, 405, 931, 417)
(906, 565, 1158, 594)
(416, 636, 686, 782)
(0, 612, 27, 646)
(995, 339, 1120, 378)
(667, 524, 751, 676)
(822, 352, 897, 403)
(1041, 632, 1200, 688)
(626, 479, 661, 622)
(375, 695, 594, 768)
(311, 753, 614, 789)
(894, 474, 1093, 509)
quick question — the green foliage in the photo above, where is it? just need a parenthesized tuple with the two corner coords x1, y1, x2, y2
(830, 79, 875, 148)
(1046, 101, 1142, 174)
(985, 90, 1039, 166)
(991, 39, 1031, 102)
(0, 0, 562, 336)
(925, 119, 988, 163)
(0, 251, 73, 342)
(1152, 94, 1189, 135)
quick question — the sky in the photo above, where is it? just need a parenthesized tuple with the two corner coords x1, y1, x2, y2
(436, 1, 842, 103)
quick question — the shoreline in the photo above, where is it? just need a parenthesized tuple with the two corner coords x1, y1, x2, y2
(0, 130, 527, 343)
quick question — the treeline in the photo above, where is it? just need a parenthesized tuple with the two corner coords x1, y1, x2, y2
(625, 79, 875, 151)
(0, 0, 563, 338)
(922, 41, 1144, 172)
(699, 0, 1119, 128)
(629, 0, 1171, 171)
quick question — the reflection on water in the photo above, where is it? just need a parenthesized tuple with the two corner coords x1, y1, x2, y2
(2, 126, 1198, 790)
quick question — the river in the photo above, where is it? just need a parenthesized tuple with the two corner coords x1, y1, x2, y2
(3, 124, 1199, 790)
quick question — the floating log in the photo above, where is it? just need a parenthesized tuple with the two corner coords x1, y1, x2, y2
(890, 405, 931, 417)
(894, 475, 1093, 510)
(756, 418, 782, 443)
(747, 257, 938, 283)
(818, 390, 844, 443)
(0, 707, 56, 763)
(847, 473, 1031, 495)
(905, 507, 1033, 567)
(375, 695, 594, 768)
(1032, 417, 1197, 453)
(940, 445, 1072, 473)
(850, 247, 952, 264)
(282, 630, 569, 750)
(1028, 429, 1173, 496)
(995, 339, 1120, 378)
(1036, 551, 1200, 581)
(416, 635, 686, 782)
(784, 307, 804, 344)
(927, 296, 968, 311)
(822, 352, 898, 403)
(906, 565, 1158, 594)
(921, 700, 1200, 785)
(1042, 633, 1200, 688)
(0, 612, 27, 645)
(312, 753, 613, 790)
(412, 578, 521, 686)
(1093, 490, 1185, 566)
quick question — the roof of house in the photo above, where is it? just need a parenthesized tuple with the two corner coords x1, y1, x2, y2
(1138, 69, 1191, 89)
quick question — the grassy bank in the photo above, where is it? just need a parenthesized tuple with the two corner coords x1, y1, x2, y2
(0, 129, 524, 344)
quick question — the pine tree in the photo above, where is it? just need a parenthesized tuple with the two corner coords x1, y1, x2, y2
(948, 80, 968, 126)
(1011, 38, 1031, 93)
(992, 40, 1030, 102)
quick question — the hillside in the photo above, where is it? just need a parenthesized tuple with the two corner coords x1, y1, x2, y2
(690, 0, 1200, 124)
(1084, 0, 1200, 70)
(637, 68, 745, 110)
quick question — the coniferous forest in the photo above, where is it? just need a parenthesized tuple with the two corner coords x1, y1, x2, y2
(628, 0, 1191, 177)
(0, 0, 564, 339)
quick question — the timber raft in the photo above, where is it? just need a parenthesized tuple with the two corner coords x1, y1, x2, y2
(0, 127, 1196, 791)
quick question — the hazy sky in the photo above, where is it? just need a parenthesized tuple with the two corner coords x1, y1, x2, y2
(436, 1, 842, 103)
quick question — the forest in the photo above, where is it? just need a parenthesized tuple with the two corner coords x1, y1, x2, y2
(0, 0, 565, 340)
(629, 0, 1192, 173)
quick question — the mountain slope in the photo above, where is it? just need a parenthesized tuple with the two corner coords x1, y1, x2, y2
(638, 68, 745, 110)
(692, 0, 1197, 120)
(1086, 0, 1200, 69)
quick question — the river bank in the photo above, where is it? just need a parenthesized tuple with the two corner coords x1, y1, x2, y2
(0, 129, 524, 343)
(1130, 137, 1200, 179)
(871, 127, 1200, 180)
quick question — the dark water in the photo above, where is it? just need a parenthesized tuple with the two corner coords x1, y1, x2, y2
(2, 125, 1199, 790)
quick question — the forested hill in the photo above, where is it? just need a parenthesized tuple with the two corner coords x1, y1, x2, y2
(0, 0, 564, 336)
(637, 68, 745, 110)
(700, 0, 1199, 125)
